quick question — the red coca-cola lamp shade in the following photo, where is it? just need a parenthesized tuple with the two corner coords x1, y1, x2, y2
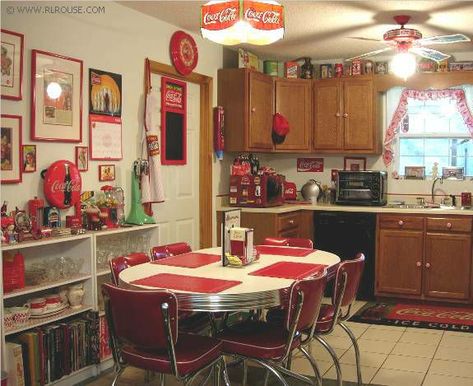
(42, 160, 82, 209)
(201, 0, 284, 46)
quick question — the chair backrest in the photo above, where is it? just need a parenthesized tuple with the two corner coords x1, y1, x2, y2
(332, 253, 365, 308)
(109, 253, 151, 285)
(262, 237, 313, 249)
(151, 242, 192, 260)
(285, 270, 327, 332)
(102, 283, 178, 350)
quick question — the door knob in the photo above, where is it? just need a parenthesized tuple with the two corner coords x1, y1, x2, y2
(425, 262, 431, 268)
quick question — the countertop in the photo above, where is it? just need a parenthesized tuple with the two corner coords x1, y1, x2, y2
(217, 202, 473, 216)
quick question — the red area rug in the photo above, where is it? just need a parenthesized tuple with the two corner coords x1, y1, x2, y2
(350, 302, 473, 333)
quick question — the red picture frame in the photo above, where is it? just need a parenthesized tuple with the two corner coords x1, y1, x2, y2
(98, 164, 115, 181)
(1, 114, 22, 183)
(22, 144, 36, 173)
(31, 49, 83, 142)
(344, 157, 366, 171)
(1, 29, 24, 101)
(75, 146, 88, 172)
(161, 76, 187, 165)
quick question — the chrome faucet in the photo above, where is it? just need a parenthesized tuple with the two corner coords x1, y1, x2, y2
(431, 176, 443, 203)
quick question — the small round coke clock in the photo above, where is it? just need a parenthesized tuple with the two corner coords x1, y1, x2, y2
(170, 30, 198, 76)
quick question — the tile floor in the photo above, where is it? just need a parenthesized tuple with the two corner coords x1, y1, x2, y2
(290, 300, 473, 386)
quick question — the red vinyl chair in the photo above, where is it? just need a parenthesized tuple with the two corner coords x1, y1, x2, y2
(313, 253, 365, 386)
(109, 252, 150, 285)
(102, 283, 230, 386)
(217, 271, 327, 386)
(262, 237, 314, 249)
(151, 242, 192, 261)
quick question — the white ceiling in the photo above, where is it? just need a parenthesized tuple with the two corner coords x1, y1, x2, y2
(120, 1, 473, 61)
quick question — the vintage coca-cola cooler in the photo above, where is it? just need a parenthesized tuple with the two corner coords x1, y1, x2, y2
(229, 174, 284, 208)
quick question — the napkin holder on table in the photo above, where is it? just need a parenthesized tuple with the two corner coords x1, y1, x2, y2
(225, 227, 259, 267)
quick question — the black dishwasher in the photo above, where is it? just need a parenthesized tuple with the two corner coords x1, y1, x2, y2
(314, 211, 376, 300)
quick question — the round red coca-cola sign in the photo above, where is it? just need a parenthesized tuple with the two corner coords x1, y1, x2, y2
(42, 160, 82, 209)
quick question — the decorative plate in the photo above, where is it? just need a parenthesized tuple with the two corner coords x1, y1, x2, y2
(170, 31, 198, 76)
(30, 303, 68, 318)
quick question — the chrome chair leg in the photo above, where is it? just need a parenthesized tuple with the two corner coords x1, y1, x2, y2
(159, 373, 166, 386)
(112, 366, 124, 386)
(242, 360, 248, 386)
(253, 359, 289, 386)
(339, 322, 362, 386)
(314, 335, 342, 386)
(221, 358, 231, 386)
(263, 369, 270, 386)
(299, 346, 322, 386)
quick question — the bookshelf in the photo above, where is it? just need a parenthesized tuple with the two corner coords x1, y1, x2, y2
(1, 224, 159, 385)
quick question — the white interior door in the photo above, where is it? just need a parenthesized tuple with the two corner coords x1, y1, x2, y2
(149, 75, 200, 249)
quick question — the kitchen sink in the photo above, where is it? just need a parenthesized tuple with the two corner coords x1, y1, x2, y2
(386, 203, 458, 210)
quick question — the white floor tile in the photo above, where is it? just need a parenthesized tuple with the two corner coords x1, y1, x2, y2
(357, 338, 396, 354)
(340, 349, 388, 368)
(443, 330, 473, 338)
(290, 356, 333, 377)
(381, 354, 431, 372)
(344, 320, 371, 332)
(405, 326, 444, 336)
(330, 324, 367, 339)
(368, 324, 407, 333)
(399, 330, 443, 345)
(318, 334, 353, 350)
(370, 368, 425, 386)
(423, 373, 473, 386)
(429, 359, 473, 378)
(309, 342, 347, 363)
(324, 363, 378, 383)
(391, 342, 437, 358)
(440, 334, 473, 349)
(434, 345, 473, 363)
(361, 328, 404, 342)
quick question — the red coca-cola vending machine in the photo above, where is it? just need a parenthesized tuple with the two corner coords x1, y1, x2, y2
(229, 174, 284, 208)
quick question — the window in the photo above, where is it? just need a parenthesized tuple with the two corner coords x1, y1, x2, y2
(396, 90, 473, 176)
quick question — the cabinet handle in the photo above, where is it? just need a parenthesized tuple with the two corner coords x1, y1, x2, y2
(398, 220, 404, 227)
(416, 261, 421, 267)
(335, 112, 341, 117)
(251, 107, 256, 113)
(446, 222, 452, 229)
(425, 262, 431, 268)
(289, 220, 295, 225)
(343, 113, 348, 118)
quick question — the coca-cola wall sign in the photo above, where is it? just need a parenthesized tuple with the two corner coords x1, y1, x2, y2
(42, 160, 82, 209)
(297, 158, 324, 173)
(201, 1, 284, 31)
(161, 77, 187, 165)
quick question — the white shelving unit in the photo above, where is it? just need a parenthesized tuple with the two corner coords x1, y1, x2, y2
(1, 224, 159, 386)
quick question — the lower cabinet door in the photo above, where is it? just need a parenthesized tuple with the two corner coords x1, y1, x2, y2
(424, 232, 472, 301)
(376, 229, 423, 296)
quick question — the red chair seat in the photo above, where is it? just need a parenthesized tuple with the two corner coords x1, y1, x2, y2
(314, 304, 336, 334)
(218, 321, 301, 360)
(122, 333, 222, 376)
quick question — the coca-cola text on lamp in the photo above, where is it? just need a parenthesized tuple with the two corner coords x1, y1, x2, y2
(201, 0, 284, 46)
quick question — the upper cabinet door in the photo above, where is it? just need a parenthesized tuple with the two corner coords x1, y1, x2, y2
(274, 79, 311, 152)
(248, 71, 274, 150)
(343, 78, 374, 151)
(313, 80, 343, 151)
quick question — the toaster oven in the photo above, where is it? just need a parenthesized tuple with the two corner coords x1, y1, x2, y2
(336, 171, 387, 206)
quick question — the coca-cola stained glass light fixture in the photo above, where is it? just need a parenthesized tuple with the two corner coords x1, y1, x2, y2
(201, 0, 284, 45)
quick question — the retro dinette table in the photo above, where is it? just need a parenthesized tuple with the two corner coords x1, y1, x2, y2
(119, 246, 340, 312)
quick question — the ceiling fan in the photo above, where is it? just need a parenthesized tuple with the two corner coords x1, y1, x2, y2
(346, 15, 471, 62)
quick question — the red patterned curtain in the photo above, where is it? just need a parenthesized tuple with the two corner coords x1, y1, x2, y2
(383, 89, 473, 166)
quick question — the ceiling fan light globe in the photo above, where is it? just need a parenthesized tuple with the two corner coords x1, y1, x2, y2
(391, 52, 416, 80)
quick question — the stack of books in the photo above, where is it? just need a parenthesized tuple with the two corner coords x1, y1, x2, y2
(5, 311, 101, 386)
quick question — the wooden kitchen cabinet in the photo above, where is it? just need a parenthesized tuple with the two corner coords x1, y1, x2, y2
(376, 214, 473, 304)
(274, 78, 311, 152)
(313, 76, 377, 153)
(218, 68, 273, 152)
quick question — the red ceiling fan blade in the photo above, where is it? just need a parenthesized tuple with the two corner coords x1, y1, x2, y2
(410, 47, 451, 62)
(345, 47, 393, 62)
(418, 34, 471, 46)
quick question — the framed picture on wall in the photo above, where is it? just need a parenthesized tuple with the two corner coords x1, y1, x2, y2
(1, 114, 22, 183)
(31, 49, 83, 142)
(22, 144, 36, 173)
(1, 29, 24, 100)
(75, 146, 88, 172)
(89, 68, 122, 117)
(99, 164, 115, 181)
(344, 157, 366, 171)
